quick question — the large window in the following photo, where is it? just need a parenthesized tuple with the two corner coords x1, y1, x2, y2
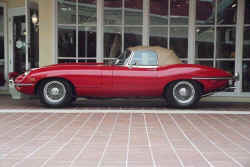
(0, 6, 5, 87)
(195, 0, 237, 76)
(104, 0, 143, 63)
(149, 0, 189, 60)
(57, 0, 97, 62)
(243, 0, 250, 92)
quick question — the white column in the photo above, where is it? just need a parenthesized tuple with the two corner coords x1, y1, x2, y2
(25, 0, 30, 70)
(52, 0, 58, 64)
(188, 0, 196, 64)
(143, 0, 149, 46)
(96, 0, 104, 63)
(1, 3, 8, 82)
(235, 0, 245, 94)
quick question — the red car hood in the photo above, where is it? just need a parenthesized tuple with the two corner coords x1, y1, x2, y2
(32, 62, 105, 72)
(48, 62, 104, 67)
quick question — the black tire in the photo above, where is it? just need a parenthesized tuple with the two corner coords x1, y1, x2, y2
(165, 80, 201, 108)
(39, 79, 73, 108)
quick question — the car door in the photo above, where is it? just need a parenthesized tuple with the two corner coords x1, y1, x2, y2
(113, 50, 161, 97)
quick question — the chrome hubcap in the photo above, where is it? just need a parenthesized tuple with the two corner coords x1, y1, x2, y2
(173, 81, 195, 104)
(179, 87, 188, 97)
(43, 81, 66, 103)
(51, 87, 60, 96)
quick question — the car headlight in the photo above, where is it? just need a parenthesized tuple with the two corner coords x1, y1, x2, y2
(24, 71, 30, 76)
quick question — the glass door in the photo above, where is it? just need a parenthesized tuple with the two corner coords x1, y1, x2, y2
(9, 1, 39, 75)
(0, 6, 5, 87)
(12, 15, 26, 74)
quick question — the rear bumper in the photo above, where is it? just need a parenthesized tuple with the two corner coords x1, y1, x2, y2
(192, 73, 239, 97)
(192, 72, 239, 81)
(200, 73, 239, 97)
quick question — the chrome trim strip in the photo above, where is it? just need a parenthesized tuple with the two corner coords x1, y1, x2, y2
(15, 83, 33, 87)
(193, 73, 240, 81)
(192, 77, 233, 80)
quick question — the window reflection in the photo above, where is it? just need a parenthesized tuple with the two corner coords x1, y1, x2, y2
(242, 61, 250, 92)
(170, 27, 188, 58)
(58, 59, 76, 63)
(78, 27, 96, 61)
(245, 0, 250, 24)
(104, 0, 122, 25)
(150, 27, 168, 48)
(124, 27, 142, 49)
(170, 0, 189, 25)
(125, 0, 143, 25)
(196, 27, 214, 58)
(0, 7, 4, 87)
(57, 0, 76, 25)
(195, 61, 213, 67)
(78, 0, 97, 26)
(216, 61, 235, 74)
(243, 27, 250, 58)
(217, 0, 237, 25)
(196, 0, 215, 25)
(216, 27, 236, 59)
(104, 27, 121, 58)
(150, 0, 168, 25)
(243, 26, 250, 92)
(58, 26, 76, 57)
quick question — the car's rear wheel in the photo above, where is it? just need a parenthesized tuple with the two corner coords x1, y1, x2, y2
(39, 79, 73, 108)
(165, 80, 201, 108)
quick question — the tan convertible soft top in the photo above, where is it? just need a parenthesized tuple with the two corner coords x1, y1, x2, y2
(128, 46, 182, 66)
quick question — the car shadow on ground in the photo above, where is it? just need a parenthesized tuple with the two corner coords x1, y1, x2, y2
(0, 95, 250, 111)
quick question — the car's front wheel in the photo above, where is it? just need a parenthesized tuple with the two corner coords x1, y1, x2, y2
(39, 79, 73, 108)
(165, 80, 201, 108)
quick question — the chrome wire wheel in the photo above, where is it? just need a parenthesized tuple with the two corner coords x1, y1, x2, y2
(43, 80, 66, 104)
(172, 81, 195, 105)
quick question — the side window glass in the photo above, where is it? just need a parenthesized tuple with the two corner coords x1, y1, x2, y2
(131, 50, 158, 66)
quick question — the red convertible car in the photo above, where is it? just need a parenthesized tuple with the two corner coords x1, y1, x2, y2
(13, 46, 237, 108)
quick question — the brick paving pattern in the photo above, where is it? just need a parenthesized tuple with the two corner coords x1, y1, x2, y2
(0, 113, 250, 167)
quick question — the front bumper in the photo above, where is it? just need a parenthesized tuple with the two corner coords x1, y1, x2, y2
(9, 79, 35, 95)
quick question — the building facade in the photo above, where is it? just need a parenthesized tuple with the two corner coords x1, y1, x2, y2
(0, 0, 250, 101)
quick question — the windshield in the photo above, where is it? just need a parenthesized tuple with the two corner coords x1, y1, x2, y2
(115, 49, 131, 65)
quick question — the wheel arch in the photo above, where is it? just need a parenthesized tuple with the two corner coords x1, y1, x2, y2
(163, 79, 204, 97)
(34, 77, 77, 97)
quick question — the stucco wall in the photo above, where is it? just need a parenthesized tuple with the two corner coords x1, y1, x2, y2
(39, 0, 54, 67)
(0, 0, 53, 67)
(0, 0, 25, 8)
